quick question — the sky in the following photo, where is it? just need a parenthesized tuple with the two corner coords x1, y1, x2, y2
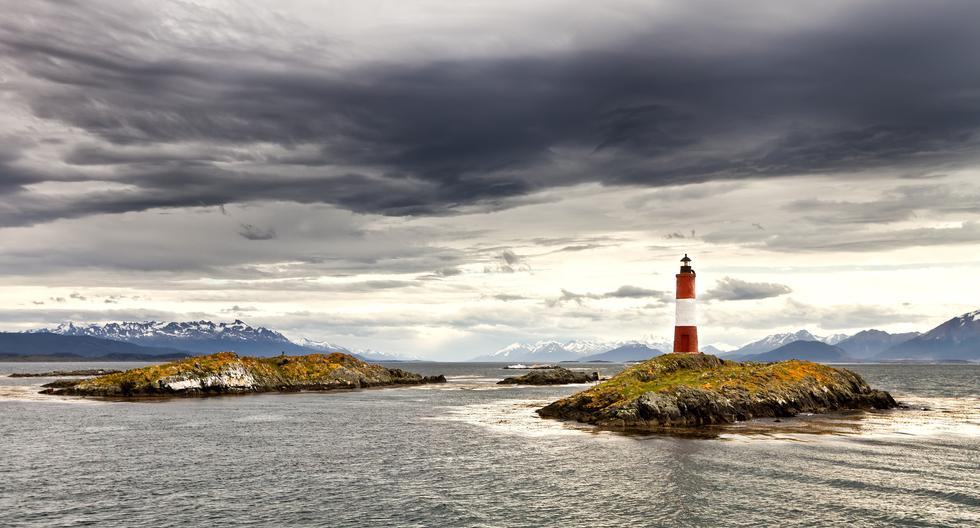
(1, 0, 979, 359)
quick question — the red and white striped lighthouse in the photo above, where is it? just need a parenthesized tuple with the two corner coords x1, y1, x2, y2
(673, 254, 700, 354)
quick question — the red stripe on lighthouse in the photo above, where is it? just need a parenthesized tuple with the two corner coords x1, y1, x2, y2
(673, 255, 700, 354)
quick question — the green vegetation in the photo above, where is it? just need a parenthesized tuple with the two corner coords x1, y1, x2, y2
(43, 351, 443, 397)
(538, 353, 896, 429)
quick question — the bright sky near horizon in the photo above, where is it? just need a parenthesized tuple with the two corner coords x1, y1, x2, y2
(1, 1, 979, 359)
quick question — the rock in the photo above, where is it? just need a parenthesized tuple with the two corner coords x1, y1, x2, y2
(537, 353, 897, 429)
(40, 351, 446, 398)
(40, 379, 83, 389)
(497, 367, 598, 385)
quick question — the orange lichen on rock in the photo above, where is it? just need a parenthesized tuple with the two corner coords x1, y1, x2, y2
(538, 353, 896, 429)
(43, 351, 445, 398)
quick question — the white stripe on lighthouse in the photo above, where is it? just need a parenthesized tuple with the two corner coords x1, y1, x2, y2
(675, 298, 697, 326)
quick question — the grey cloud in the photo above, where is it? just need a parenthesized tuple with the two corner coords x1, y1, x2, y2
(485, 250, 530, 273)
(501, 251, 522, 266)
(704, 299, 928, 331)
(556, 244, 602, 253)
(702, 277, 792, 301)
(548, 285, 668, 306)
(788, 184, 980, 225)
(1, 1, 979, 225)
(709, 220, 980, 253)
(489, 294, 528, 302)
(238, 223, 277, 241)
(605, 286, 667, 299)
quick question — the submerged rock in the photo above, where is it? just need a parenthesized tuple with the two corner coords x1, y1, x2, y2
(40, 351, 445, 398)
(498, 367, 598, 385)
(537, 354, 896, 429)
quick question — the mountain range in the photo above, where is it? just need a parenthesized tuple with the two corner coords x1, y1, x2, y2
(727, 330, 848, 357)
(15, 320, 416, 362)
(880, 309, 980, 361)
(726, 309, 979, 362)
(2, 309, 977, 363)
(472, 338, 674, 362)
(578, 344, 664, 362)
(0, 332, 190, 361)
(735, 341, 851, 363)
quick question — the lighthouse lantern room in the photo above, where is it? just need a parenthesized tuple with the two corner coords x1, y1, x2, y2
(673, 254, 700, 354)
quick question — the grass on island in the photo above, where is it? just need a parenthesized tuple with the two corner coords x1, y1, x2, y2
(573, 353, 843, 411)
(75, 351, 388, 391)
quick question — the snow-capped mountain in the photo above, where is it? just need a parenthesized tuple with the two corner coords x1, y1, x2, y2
(34, 320, 308, 357)
(878, 309, 980, 361)
(472, 337, 674, 362)
(31, 320, 417, 361)
(822, 333, 851, 346)
(728, 330, 821, 357)
(578, 343, 664, 362)
(726, 330, 856, 357)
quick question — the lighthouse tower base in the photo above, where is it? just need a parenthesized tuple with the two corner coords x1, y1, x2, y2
(673, 326, 699, 354)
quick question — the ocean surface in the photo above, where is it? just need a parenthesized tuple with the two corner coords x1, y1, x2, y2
(0, 361, 977, 527)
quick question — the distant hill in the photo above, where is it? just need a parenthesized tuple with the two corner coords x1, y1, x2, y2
(299, 339, 420, 362)
(700, 345, 727, 355)
(737, 340, 853, 363)
(472, 338, 673, 362)
(579, 344, 664, 362)
(877, 310, 980, 361)
(837, 330, 920, 359)
(0, 332, 190, 361)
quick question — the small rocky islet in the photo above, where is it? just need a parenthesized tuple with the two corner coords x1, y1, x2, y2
(497, 367, 599, 385)
(537, 353, 897, 430)
(40, 351, 445, 397)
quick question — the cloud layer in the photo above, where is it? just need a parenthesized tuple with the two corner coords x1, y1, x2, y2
(2, 1, 980, 226)
(1, 1, 979, 357)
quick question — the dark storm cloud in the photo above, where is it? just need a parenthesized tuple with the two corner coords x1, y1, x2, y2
(702, 277, 792, 301)
(1, 1, 980, 226)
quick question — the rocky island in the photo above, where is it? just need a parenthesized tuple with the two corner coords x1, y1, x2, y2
(537, 354, 896, 429)
(498, 367, 598, 385)
(40, 351, 445, 398)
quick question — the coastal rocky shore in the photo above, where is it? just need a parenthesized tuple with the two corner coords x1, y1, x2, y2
(40, 351, 445, 397)
(537, 354, 897, 429)
(498, 367, 598, 385)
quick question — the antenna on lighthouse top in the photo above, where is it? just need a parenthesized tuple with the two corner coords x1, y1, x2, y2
(680, 254, 694, 274)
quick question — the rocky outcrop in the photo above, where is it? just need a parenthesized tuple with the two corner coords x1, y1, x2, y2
(498, 367, 598, 385)
(40, 351, 445, 398)
(537, 353, 896, 429)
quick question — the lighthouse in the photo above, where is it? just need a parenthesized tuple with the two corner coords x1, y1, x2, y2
(673, 254, 700, 354)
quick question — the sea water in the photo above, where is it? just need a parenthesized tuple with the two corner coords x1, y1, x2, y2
(0, 362, 977, 527)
